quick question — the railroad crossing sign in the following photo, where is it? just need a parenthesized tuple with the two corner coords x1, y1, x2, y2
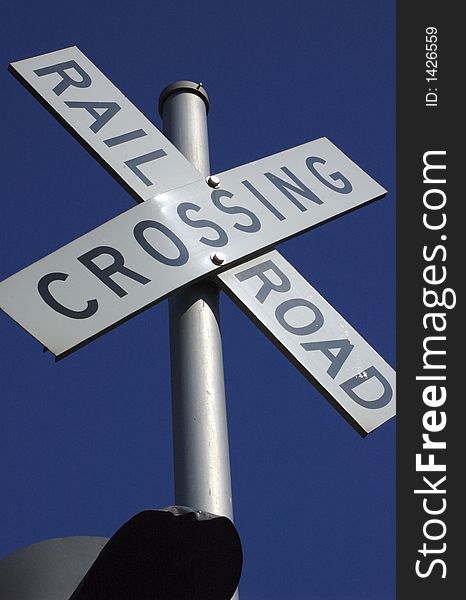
(0, 46, 395, 434)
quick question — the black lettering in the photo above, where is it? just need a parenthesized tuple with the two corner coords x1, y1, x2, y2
(306, 156, 352, 194)
(241, 179, 286, 221)
(177, 202, 228, 247)
(134, 220, 189, 266)
(275, 298, 324, 335)
(301, 339, 354, 378)
(78, 246, 150, 297)
(125, 150, 167, 186)
(34, 60, 91, 96)
(235, 260, 291, 303)
(211, 189, 261, 233)
(37, 272, 98, 319)
(340, 366, 393, 409)
(265, 167, 323, 211)
(64, 101, 121, 133)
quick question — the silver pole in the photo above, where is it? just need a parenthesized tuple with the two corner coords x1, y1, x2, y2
(158, 82, 235, 523)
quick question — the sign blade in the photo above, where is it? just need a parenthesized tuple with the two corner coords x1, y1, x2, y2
(9, 47, 203, 202)
(218, 250, 395, 434)
(0, 137, 386, 358)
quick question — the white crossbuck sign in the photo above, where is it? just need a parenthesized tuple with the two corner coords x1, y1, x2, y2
(0, 47, 395, 434)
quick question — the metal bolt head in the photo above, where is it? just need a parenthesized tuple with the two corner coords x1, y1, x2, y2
(206, 175, 220, 188)
(210, 251, 225, 265)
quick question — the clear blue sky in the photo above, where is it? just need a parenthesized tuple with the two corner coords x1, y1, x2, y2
(0, 1, 395, 598)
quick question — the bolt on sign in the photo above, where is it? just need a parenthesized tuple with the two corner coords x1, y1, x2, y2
(0, 47, 395, 434)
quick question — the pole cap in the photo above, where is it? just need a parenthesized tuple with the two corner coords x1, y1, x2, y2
(158, 80, 209, 117)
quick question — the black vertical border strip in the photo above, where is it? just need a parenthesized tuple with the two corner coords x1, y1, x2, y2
(397, 4, 460, 598)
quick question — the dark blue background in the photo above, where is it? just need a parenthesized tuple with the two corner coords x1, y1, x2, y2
(0, 1, 395, 598)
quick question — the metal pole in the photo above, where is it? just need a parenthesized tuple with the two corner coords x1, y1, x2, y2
(158, 82, 235, 524)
